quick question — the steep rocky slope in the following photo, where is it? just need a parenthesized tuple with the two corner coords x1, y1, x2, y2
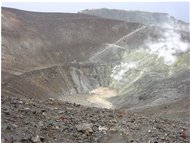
(2, 7, 141, 76)
(107, 26, 190, 110)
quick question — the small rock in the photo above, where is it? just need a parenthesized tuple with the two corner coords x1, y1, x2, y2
(109, 127, 116, 131)
(41, 110, 47, 116)
(98, 126, 108, 131)
(6, 125, 11, 130)
(121, 120, 126, 125)
(55, 125, 59, 129)
(12, 124, 18, 128)
(38, 121, 43, 127)
(18, 101, 23, 104)
(24, 107, 30, 110)
(48, 98, 54, 101)
(53, 107, 58, 110)
(58, 111, 64, 114)
(76, 123, 93, 135)
(161, 136, 165, 140)
(110, 119, 118, 123)
(92, 125, 99, 132)
(40, 136, 45, 142)
(31, 135, 40, 143)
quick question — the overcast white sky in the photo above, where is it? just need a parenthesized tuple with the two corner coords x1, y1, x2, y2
(2, 2, 190, 22)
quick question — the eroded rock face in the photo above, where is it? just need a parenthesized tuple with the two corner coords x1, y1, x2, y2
(2, 64, 112, 99)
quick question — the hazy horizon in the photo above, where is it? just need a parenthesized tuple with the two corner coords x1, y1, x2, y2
(2, 2, 190, 23)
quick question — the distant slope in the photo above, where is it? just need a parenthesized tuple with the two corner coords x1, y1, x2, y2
(80, 8, 189, 30)
(2, 7, 142, 75)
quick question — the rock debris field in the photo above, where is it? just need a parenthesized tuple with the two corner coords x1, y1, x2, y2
(2, 95, 190, 143)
